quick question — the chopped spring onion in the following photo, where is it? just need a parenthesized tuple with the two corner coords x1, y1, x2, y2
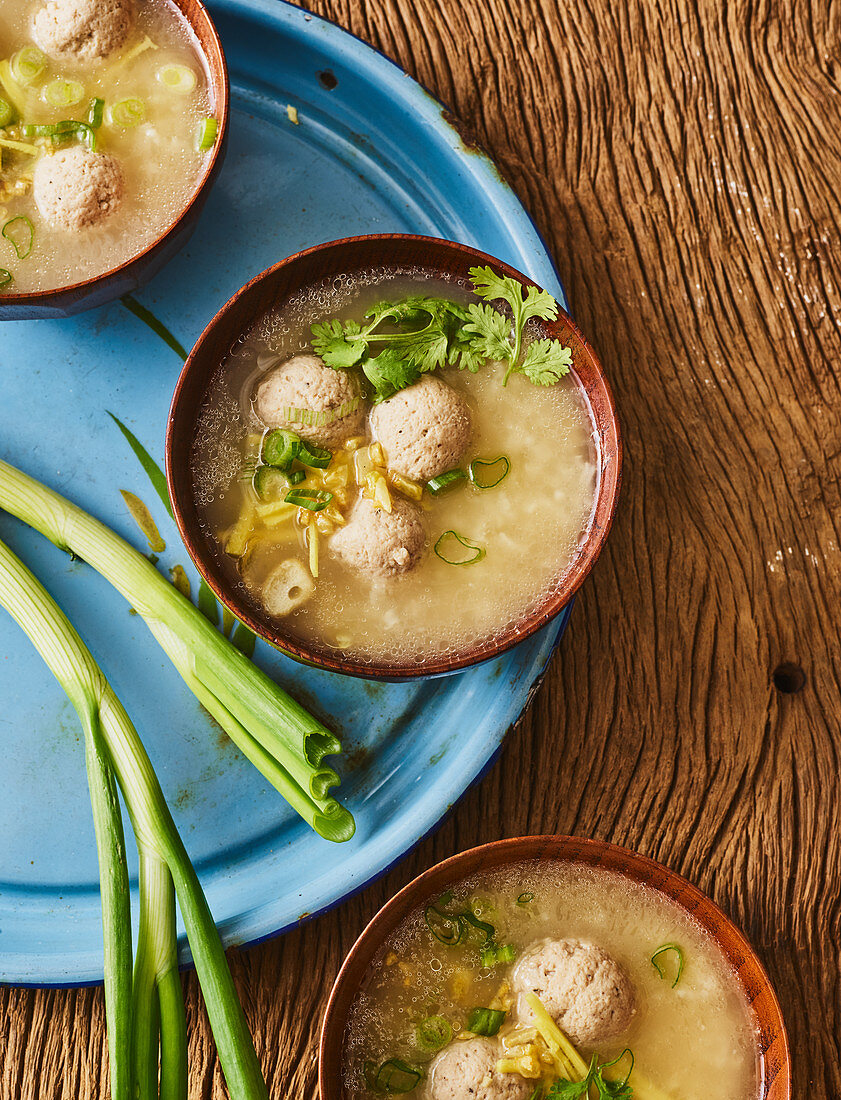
(120, 490, 165, 553)
(42, 78, 85, 107)
(424, 905, 463, 945)
(10, 46, 46, 86)
(2, 214, 34, 259)
(651, 942, 684, 987)
(156, 63, 197, 94)
(480, 942, 517, 967)
(366, 1058, 422, 1094)
(0, 135, 39, 154)
(466, 1007, 506, 1036)
(197, 115, 217, 151)
(0, 458, 355, 843)
(262, 428, 300, 469)
(426, 468, 466, 494)
(288, 468, 305, 485)
(253, 465, 290, 501)
(433, 530, 486, 566)
(459, 909, 495, 944)
(109, 96, 146, 128)
(285, 487, 333, 512)
(0, 97, 12, 128)
(600, 1048, 635, 1088)
(88, 95, 104, 128)
(0, 538, 270, 1100)
(22, 119, 97, 149)
(296, 440, 333, 469)
(517, 891, 534, 905)
(0, 269, 12, 289)
(527, 1088, 543, 1100)
(0, 61, 28, 116)
(415, 1015, 453, 1053)
(469, 455, 510, 489)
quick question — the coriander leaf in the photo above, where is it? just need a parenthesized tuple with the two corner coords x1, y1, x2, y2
(311, 318, 366, 370)
(392, 325, 451, 373)
(469, 264, 523, 312)
(545, 1078, 589, 1099)
(521, 282, 559, 323)
(361, 348, 419, 404)
(462, 302, 512, 363)
(453, 337, 486, 373)
(519, 339, 573, 385)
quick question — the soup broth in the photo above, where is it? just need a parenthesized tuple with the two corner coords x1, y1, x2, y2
(192, 270, 598, 666)
(343, 861, 761, 1100)
(0, 0, 215, 293)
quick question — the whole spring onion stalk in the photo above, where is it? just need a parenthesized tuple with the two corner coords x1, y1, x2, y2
(0, 536, 268, 1100)
(0, 458, 354, 843)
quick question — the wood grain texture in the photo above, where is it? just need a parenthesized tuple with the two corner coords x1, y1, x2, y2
(2, 0, 836, 1095)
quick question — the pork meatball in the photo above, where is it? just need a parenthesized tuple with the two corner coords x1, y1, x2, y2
(254, 354, 365, 449)
(33, 0, 135, 61)
(329, 496, 425, 577)
(429, 1038, 531, 1100)
(33, 146, 124, 231)
(370, 375, 472, 482)
(512, 939, 635, 1047)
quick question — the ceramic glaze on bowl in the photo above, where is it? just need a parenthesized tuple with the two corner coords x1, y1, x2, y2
(167, 235, 622, 681)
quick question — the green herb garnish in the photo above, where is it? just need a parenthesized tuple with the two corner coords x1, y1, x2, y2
(434, 530, 486, 566)
(110, 96, 146, 128)
(365, 1058, 422, 1094)
(22, 119, 97, 150)
(197, 116, 218, 151)
(466, 1007, 506, 1036)
(427, 468, 466, 494)
(2, 214, 34, 259)
(88, 96, 104, 128)
(650, 943, 684, 987)
(0, 97, 13, 128)
(296, 439, 333, 468)
(415, 1015, 453, 1053)
(10, 46, 46, 86)
(480, 942, 517, 967)
(262, 428, 301, 469)
(0, 268, 12, 289)
(517, 891, 534, 904)
(424, 904, 463, 945)
(42, 78, 85, 108)
(469, 455, 510, 489)
(284, 487, 333, 512)
(547, 1049, 634, 1100)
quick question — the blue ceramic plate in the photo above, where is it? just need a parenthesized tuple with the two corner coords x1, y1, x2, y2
(0, 0, 570, 985)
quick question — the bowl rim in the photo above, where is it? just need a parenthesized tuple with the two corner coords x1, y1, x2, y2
(318, 834, 792, 1100)
(0, 0, 229, 306)
(166, 233, 622, 679)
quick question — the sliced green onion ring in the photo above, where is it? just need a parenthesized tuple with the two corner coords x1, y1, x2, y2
(88, 96, 104, 128)
(375, 1058, 422, 1094)
(287, 469, 305, 486)
(517, 891, 534, 905)
(22, 119, 96, 150)
(10, 47, 46, 87)
(426, 468, 466, 495)
(156, 63, 197, 94)
(459, 910, 495, 944)
(650, 943, 684, 987)
(0, 98, 12, 128)
(262, 428, 300, 469)
(480, 942, 516, 967)
(109, 97, 146, 128)
(296, 440, 332, 469)
(42, 78, 84, 108)
(197, 116, 217, 151)
(424, 905, 462, 946)
(0, 269, 12, 289)
(433, 530, 486, 566)
(284, 488, 333, 512)
(2, 215, 34, 260)
(415, 1015, 452, 1053)
(253, 466, 289, 501)
(466, 1007, 506, 1036)
(469, 455, 510, 489)
(599, 1048, 635, 1088)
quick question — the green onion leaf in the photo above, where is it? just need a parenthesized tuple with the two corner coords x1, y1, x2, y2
(197, 116, 217, 151)
(156, 63, 197, 94)
(107, 411, 174, 519)
(517, 891, 534, 905)
(466, 1007, 506, 1036)
(433, 530, 486, 566)
(253, 465, 290, 501)
(120, 294, 188, 360)
(262, 429, 300, 469)
(0, 97, 12, 128)
(120, 489, 166, 553)
(459, 910, 495, 945)
(480, 943, 517, 967)
(424, 905, 462, 946)
(2, 214, 34, 259)
(88, 96, 104, 128)
(426, 468, 466, 494)
(10, 47, 46, 87)
(284, 488, 333, 512)
(469, 455, 510, 489)
(651, 943, 684, 987)
(415, 1015, 452, 1053)
(287, 468, 305, 485)
(296, 440, 332, 469)
(109, 97, 146, 128)
(0, 268, 12, 289)
(375, 1059, 422, 1093)
(42, 78, 85, 107)
(22, 119, 97, 150)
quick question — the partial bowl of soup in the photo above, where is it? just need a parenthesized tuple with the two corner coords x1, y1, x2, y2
(319, 835, 790, 1100)
(167, 235, 621, 680)
(0, 0, 228, 319)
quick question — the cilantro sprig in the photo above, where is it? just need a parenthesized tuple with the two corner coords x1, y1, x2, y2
(547, 1050, 635, 1100)
(310, 267, 573, 402)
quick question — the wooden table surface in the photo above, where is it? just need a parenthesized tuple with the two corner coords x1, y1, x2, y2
(2, 0, 836, 1095)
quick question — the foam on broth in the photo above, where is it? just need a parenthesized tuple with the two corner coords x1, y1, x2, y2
(192, 268, 599, 664)
(0, 0, 213, 293)
(342, 861, 761, 1100)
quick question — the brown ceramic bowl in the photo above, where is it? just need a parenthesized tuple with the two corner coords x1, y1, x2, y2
(167, 234, 621, 681)
(319, 835, 791, 1100)
(0, 0, 229, 321)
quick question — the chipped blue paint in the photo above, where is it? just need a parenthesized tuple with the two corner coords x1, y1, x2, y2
(0, 0, 573, 985)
